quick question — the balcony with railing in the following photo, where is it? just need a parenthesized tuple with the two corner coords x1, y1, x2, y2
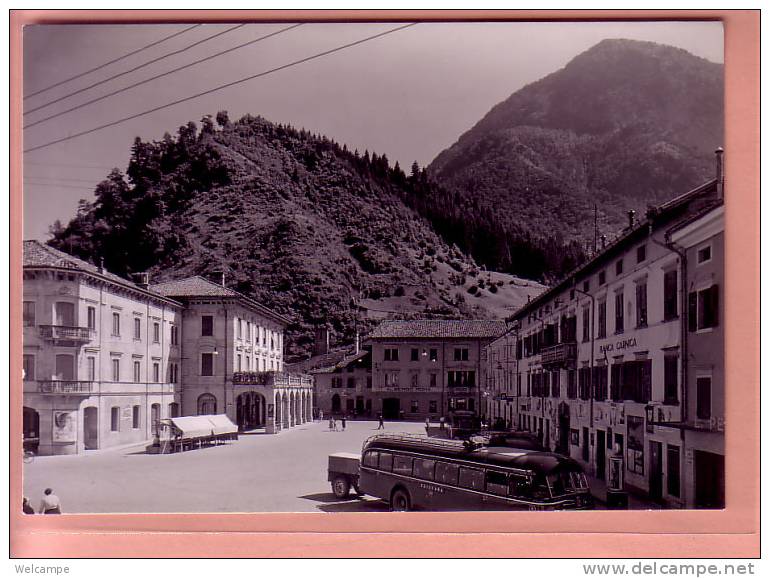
(39, 380, 93, 394)
(541, 341, 577, 368)
(232, 371, 312, 388)
(38, 325, 95, 345)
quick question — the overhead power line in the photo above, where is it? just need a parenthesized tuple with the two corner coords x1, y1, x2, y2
(25, 23, 247, 117)
(24, 24, 202, 101)
(24, 23, 418, 154)
(24, 23, 302, 130)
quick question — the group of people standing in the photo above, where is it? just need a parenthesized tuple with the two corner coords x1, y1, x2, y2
(328, 414, 348, 431)
(22, 488, 61, 514)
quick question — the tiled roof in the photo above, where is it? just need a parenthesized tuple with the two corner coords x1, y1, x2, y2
(23, 240, 152, 291)
(150, 276, 240, 298)
(367, 319, 508, 340)
(311, 350, 370, 374)
(150, 276, 290, 325)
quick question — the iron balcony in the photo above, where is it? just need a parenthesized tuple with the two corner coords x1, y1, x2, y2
(39, 380, 93, 394)
(540, 341, 578, 367)
(38, 325, 95, 344)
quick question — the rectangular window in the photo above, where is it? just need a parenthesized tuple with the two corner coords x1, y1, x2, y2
(598, 270, 606, 286)
(610, 363, 622, 401)
(87, 306, 97, 330)
(429, 348, 438, 361)
(435, 462, 459, 486)
(486, 470, 509, 496)
(667, 445, 681, 497)
(697, 245, 712, 264)
(429, 373, 437, 388)
(410, 348, 419, 361)
(331, 376, 342, 388)
(413, 458, 436, 481)
(410, 399, 419, 413)
(616, 259, 623, 275)
(567, 370, 577, 399)
(696, 376, 712, 419)
(132, 405, 140, 429)
(133, 317, 141, 340)
(378, 452, 393, 472)
(429, 400, 437, 413)
(366, 376, 372, 389)
(664, 355, 679, 405)
(22, 301, 35, 326)
(201, 353, 214, 376)
(453, 348, 469, 361)
(598, 301, 607, 339)
(133, 360, 141, 383)
(392, 455, 413, 476)
(170, 325, 178, 345)
(663, 270, 678, 321)
(22, 354, 35, 380)
(592, 365, 608, 401)
(111, 407, 120, 432)
(153, 362, 160, 383)
(615, 292, 624, 333)
(347, 377, 356, 388)
(458, 467, 485, 490)
(87, 356, 95, 381)
(410, 373, 419, 388)
(237, 319, 242, 339)
(112, 312, 120, 336)
(246, 322, 251, 342)
(153, 322, 160, 343)
(384, 348, 399, 362)
(583, 280, 590, 293)
(236, 354, 242, 372)
(636, 282, 648, 327)
(447, 370, 475, 387)
(201, 315, 214, 337)
(112, 358, 120, 382)
(637, 244, 646, 263)
(582, 304, 590, 342)
(363, 451, 379, 468)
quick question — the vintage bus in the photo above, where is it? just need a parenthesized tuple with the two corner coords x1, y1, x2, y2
(356, 433, 593, 511)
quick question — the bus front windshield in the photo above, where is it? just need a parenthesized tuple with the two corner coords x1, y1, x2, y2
(546, 469, 589, 497)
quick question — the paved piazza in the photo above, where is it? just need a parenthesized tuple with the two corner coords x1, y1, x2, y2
(22, 419, 427, 513)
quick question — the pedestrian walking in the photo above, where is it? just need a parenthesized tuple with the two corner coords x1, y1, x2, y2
(377, 414, 384, 430)
(319, 409, 324, 421)
(39, 488, 61, 514)
(425, 417, 430, 435)
(439, 416, 445, 430)
(341, 414, 346, 431)
(329, 416, 335, 431)
(22, 496, 34, 515)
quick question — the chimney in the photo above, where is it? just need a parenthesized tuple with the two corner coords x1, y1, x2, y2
(627, 210, 636, 230)
(132, 272, 150, 290)
(98, 257, 105, 274)
(211, 270, 226, 287)
(715, 147, 724, 200)
(313, 326, 330, 356)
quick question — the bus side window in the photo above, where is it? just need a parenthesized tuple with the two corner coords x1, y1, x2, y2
(435, 462, 459, 486)
(379, 452, 393, 472)
(509, 475, 532, 498)
(458, 467, 485, 491)
(392, 455, 413, 475)
(413, 458, 436, 481)
(363, 450, 379, 468)
(485, 470, 509, 496)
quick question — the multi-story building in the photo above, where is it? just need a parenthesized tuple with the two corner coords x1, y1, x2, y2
(310, 347, 373, 417)
(487, 153, 723, 507)
(151, 276, 313, 434)
(22, 241, 183, 455)
(668, 203, 725, 508)
(367, 320, 506, 420)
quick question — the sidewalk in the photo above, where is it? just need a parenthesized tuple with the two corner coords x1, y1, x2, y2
(586, 472, 663, 510)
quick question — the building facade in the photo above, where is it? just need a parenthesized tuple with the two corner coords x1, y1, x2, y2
(311, 347, 373, 417)
(150, 276, 313, 434)
(486, 165, 723, 507)
(668, 204, 725, 508)
(22, 241, 183, 455)
(367, 320, 506, 420)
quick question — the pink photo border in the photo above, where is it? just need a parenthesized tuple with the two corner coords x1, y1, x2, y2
(9, 9, 760, 558)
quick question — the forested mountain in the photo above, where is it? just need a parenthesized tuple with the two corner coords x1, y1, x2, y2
(428, 38, 724, 259)
(47, 113, 544, 358)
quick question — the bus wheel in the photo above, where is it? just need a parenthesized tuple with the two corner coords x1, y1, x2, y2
(390, 488, 411, 512)
(332, 475, 351, 499)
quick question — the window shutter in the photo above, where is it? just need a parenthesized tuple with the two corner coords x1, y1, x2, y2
(709, 284, 719, 327)
(688, 291, 698, 332)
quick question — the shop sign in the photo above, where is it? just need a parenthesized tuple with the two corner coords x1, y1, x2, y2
(599, 337, 639, 355)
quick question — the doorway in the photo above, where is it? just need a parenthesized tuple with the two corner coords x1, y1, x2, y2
(236, 392, 264, 430)
(694, 450, 725, 508)
(649, 440, 664, 501)
(596, 430, 606, 481)
(382, 398, 400, 420)
(582, 427, 589, 462)
(557, 403, 570, 455)
(84, 407, 98, 450)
